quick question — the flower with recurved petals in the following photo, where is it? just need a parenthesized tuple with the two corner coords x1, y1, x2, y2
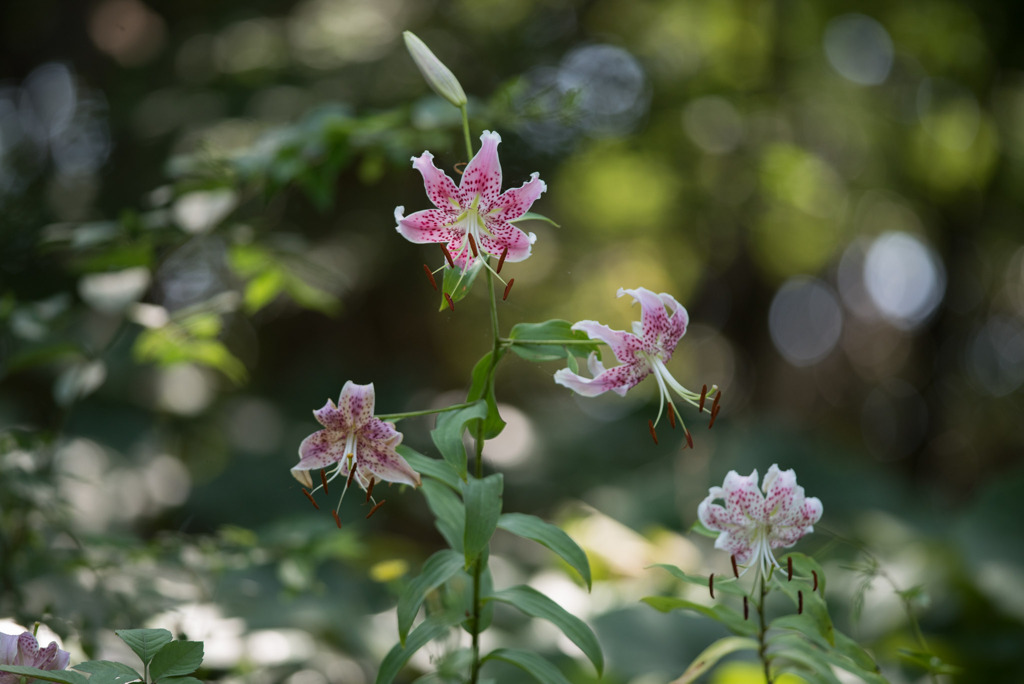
(698, 464, 823, 578)
(293, 382, 420, 516)
(553, 287, 717, 440)
(0, 631, 71, 684)
(394, 130, 545, 271)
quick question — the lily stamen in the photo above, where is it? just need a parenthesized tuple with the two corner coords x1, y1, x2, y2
(423, 264, 438, 290)
(302, 488, 320, 510)
(503, 278, 515, 301)
(366, 500, 386, 519)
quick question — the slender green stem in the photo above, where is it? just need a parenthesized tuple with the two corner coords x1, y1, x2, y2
(757, 572, 773, 684)
(376, 402, 476, 422)
(500, 338, 597, 346)
(460, 105, 473, 160)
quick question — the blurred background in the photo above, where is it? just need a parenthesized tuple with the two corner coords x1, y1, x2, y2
(1, 0, 1023, 682)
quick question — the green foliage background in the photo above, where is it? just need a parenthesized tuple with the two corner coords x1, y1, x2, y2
(2, 0, 1023, 682)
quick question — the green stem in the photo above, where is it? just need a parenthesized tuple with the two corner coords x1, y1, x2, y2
(461, 105, 473, 160)
(376, 402, 476, 422)
(500, 338, 596, 346)
(757, 572, 773, 684)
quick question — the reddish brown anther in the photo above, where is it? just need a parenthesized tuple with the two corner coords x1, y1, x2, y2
(320, 469, 330, 495)
(712, 390, 721, 413)
(709, 573, 715, 599)
(366, 499, 386, 519)
(503, 278, 515, 301)
(743, 596, 749, 620)
(497, 246, 509, 274)
(365, 479, 375, 503)
(699, 384, 708, 413)
(708, 404, 720, 429)
(667, 403, 676, 429)
(302, 488, 319, 510)
(441, 245, 455, 268)
(444, 293, 455, 311)
(453, 162, 467, 175)
(423, 264, 438, 290)
(332, 510, 342, 528)
(467, 234, 479, 257)
(787, 556, 793, 581)
(346, 467, 356, 490)
(684, 428, 694, 449)
(648, 419, 659, 445)
(812, 570, 819, 592)
(731, 555, 739, 578)
(798, 590, 804, 614)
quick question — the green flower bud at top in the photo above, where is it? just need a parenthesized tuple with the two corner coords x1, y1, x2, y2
(403, 31, 467, 108)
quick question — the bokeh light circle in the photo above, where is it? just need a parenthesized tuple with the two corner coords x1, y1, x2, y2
(824, 14, 894, 86)
(769, 277, 844, 366)
(863, 231, 945, 330)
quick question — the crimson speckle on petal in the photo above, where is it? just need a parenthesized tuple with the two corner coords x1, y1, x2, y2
(395, 130, 545, 271)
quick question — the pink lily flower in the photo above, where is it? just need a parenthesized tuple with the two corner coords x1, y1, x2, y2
(394, 130, 545, 271)
(0, 632, 70, 684)
(293, 382, 420, 516)
(554, 287, 717, 440)
(698, 464, 823, 578)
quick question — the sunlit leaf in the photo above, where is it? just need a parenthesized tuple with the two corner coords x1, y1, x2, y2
(508, 320, 597, 362)
(496, 513, 591, 590)
(668, 636, 759, 684)
(481, 648, 572, 684)
(487, 585, 603, 675)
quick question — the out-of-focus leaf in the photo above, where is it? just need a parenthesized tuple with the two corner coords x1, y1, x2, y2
(377, 609, 464, 684)
(496, 513, 591, 590)
(641, 596, 757, 637)
(3, 343, 81, 374)
(668, 636, 759, 684)
(72, 660, 141, 684)
(512, 211, 560, 227)
(481, 648, 572, 684)
(897, 649, 961, 675)
(463, 473, 503, 566)
(0, 666, 88, 684)
(397, 550, 464, 643)
(54, 359, 107, 406)
(487, 585, 603, 675)
(649, 563, 747, 597)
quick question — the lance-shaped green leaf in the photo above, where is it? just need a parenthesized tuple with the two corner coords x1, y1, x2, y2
(508, 320, 598, 363)
(496, 513, 591, 590)
(72, 660, 141, 684)
(430, 400, 487, 479)
(466, 350, 506, 440)
(648, 563, 747, 597)
(0, 666, 88, 684)
(511, 211, 560, 227)
(149, 641, 204, 681)
(641, 596, 757, 637)
(463, 473, 503, 566)
(487, 585, 603, 675)
(481, 648, 572, 684)
(397, 549, 464, 643)
(440, 260, 483, 311)
(668, 636, 759, 684)
(116, 629, 174, 668)
(377, 610, 465, 684)
(769, 629, 888, 684)
(399, 445, 461, 491)
(897, 648, 961, 675)
(766, 633, 844, 684)
(772, 562, 834, 646)
(420, 479, 465, 550)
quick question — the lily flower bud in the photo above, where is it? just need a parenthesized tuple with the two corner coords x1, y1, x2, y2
(403, 31, 467, 108)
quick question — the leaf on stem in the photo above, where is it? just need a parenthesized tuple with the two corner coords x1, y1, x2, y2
(487, 585, 603, 675)
(396, 549, 465, 643)
(481, 648, 573, 684)
(398, 445, 461, 491)
(463, 473, 503, 566)
(420, 480, 465, 552)
(508, 320, 598, 363)
(466, 350, 506, 440)
(439, 260, 483, 311)
(430, 401, 488, 479)
(641, 596, 757, 637)
(0, 666, 89, 684)
(71, 661, 141, 684)
(116, 628, 174, 668)
(148, 641, 204, 681)
(496, 513, 592, 590)
(667, 636, 759, 684)
(376, 610, 465, 684)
